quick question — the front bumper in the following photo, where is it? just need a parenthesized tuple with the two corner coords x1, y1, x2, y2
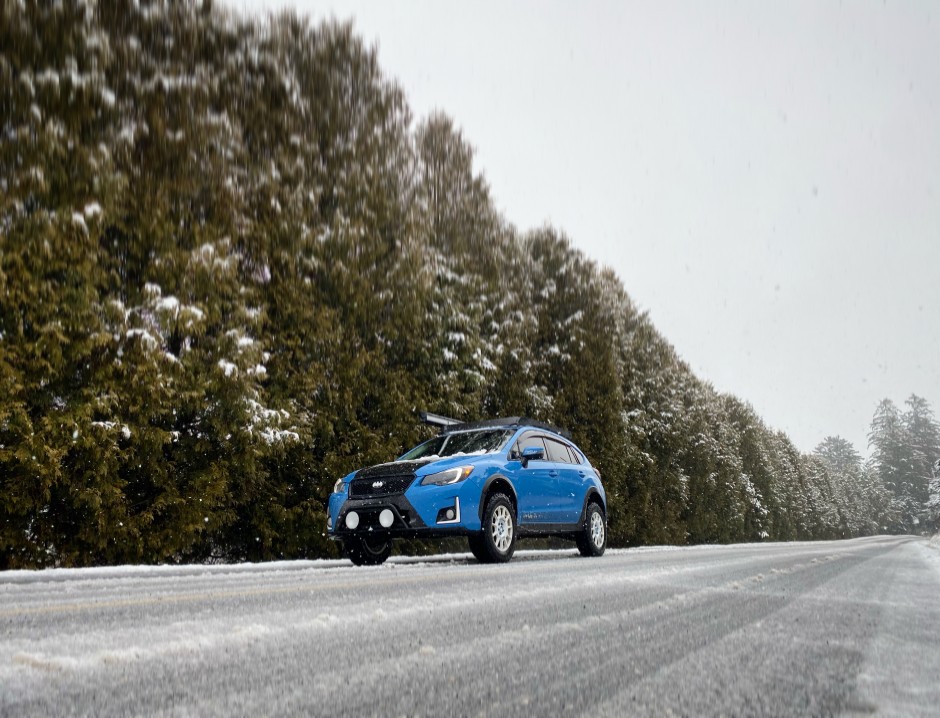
(328, 491, 473, 541)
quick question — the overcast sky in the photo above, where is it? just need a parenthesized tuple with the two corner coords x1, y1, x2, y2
(234, 0, 939, 455)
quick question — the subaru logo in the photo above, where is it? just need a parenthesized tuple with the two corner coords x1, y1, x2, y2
(372, 481, 384, 488)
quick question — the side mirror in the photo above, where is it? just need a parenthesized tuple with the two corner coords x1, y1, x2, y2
(521, 446, 545, 468)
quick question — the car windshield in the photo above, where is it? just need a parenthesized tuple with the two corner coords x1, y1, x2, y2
(399, 429, 513, 461)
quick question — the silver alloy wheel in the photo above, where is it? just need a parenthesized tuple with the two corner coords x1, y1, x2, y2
(590, 510, 605, 549)
(491, 505, 513, 553)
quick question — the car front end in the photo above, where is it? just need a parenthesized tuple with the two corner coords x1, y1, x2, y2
(327, 453, 501, 542)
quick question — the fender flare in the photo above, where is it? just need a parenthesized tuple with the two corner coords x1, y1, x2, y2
(579, 489, 606, 524)
(479, 474, 519, 521)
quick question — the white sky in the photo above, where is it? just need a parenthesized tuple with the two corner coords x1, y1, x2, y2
(233, 0, 940, 455)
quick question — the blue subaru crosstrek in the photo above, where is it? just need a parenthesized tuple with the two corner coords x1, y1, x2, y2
(328, 417, 607, 565)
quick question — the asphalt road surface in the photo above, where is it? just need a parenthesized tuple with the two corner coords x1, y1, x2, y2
(2, 535, 939, 717)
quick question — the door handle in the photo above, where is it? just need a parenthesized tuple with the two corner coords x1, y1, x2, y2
(548, 470, 559, 477)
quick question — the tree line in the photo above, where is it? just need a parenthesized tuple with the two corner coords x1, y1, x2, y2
(1, 1, 937, 568)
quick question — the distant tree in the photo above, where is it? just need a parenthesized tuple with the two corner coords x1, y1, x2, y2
(903, 395, 940, 522)
(869, 399, 917, 533)
(928, 459, 940, 532)
(814, 436, 890, 536)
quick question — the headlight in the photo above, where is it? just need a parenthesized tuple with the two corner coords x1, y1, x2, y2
(420, 466, 473, 486)
(333, 478, 346, 494)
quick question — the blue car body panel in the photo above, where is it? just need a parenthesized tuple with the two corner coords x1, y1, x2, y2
(327, 423, 606, 541)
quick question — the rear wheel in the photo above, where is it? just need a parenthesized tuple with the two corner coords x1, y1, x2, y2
(473, 493, 516, 563)
(345, 535, 392, 566)
(576, 502, 606, 557)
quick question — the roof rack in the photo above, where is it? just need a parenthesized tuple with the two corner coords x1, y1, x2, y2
(419, 412, 463, 429)
(439, 416, 572, 440)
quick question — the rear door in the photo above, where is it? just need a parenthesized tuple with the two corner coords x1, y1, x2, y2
(543, 438, 585, 523)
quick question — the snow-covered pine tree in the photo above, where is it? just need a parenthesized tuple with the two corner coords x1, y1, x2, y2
(869, 399, 917, 533)
(903, 395, 940, 530)
(1, 0, 911, 566)
(928, 459, 940, 533)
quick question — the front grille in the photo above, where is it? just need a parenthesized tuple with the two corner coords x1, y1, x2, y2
(349, 474, 415, 498)
(357, 461, 426, 481)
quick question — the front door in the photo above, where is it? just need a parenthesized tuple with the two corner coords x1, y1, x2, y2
(512, 434, 557, 524)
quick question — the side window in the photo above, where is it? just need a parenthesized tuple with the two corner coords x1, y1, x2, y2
(514, 433, 547, 461)
(545, 439, 572, 464)
(565, 446, 583, 464)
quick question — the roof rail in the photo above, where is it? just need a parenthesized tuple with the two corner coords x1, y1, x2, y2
(440, 416, 572, 440)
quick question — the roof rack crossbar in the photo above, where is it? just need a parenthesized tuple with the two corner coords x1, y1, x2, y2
(438, 416, 572, 440)
(419, 412, 463, 428)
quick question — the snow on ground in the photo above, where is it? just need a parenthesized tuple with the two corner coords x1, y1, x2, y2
(0, 539, 862, 585)
(919, 533, 940, 578)
(2, 536, 937, 717)
(0, 541, 852, 667)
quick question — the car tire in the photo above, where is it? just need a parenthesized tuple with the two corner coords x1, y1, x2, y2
(474, 493, 516, 563)
(467, 534, 488, 562)
(345, 535, 393, 566)
(576, 502, 606, 557)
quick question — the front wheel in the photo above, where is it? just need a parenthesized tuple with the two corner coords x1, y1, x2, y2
(576, 502, 606, 557)
(467, 534, 488, 563)
(473, 493, 516, 563)
(344, 535, 392, 566)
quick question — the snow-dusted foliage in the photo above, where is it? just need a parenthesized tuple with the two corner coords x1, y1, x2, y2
(866, 396, 940, 534)
(0, 1, 928, 568)
(928, 462, 940, 531)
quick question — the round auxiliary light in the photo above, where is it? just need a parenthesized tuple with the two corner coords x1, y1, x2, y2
(345, 511, 360, 530)
(379, 509, 395, 528)
(446, 509, 455, 520)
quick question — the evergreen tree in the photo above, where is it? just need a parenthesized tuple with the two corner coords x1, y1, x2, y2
(927, 459, 940, 531)
(411, 113, 510, 418)
(0, 0, 913, 567)
(869, 400, 907, 530)
(814, 436, 887, 537)
(902, 395, 940, 525)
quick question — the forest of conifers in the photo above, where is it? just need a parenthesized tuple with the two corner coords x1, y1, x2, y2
(2, 2, 938, 569)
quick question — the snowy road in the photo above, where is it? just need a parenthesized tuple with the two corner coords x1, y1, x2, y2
(2, 535, 939, 717)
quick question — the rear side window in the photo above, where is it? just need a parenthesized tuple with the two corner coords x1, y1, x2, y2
(565, 446, 583, 464)
(545, 438, 573, 464)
